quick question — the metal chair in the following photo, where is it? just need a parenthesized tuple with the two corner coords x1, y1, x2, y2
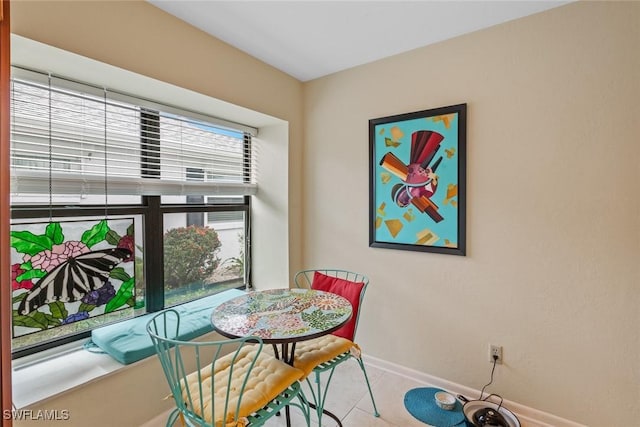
(146, 309, 311, 427)
(292, 269, 380, 425)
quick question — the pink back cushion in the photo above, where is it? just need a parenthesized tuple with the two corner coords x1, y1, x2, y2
(311, 271, 365, 341)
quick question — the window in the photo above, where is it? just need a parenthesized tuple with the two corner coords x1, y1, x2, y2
(9, 67, 256, 356)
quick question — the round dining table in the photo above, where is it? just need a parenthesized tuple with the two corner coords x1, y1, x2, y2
(211, 288, 352, 365)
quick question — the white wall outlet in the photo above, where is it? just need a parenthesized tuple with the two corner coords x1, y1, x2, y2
(489, 344, 503, 364)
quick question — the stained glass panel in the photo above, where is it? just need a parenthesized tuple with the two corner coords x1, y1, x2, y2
(11, 218, 135, 338)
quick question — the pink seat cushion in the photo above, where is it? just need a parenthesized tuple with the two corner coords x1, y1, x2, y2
(311, 272, 365, 340)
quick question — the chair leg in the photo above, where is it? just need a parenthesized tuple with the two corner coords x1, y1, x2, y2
(306, 371, 324, 426)
(304, 355, 380, 425)
(165, 408, 181, 427)
(354, 356, 380, 417)
(294, 390, 312, 427)
(304, 365, 339, 426)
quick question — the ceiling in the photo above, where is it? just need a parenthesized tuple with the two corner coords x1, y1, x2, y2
(148, 1, 571, 82)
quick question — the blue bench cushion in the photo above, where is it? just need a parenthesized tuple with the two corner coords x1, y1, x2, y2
(91, 289, 245, 365)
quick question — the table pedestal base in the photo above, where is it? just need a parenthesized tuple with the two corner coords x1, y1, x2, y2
(278, 395, 343, 427)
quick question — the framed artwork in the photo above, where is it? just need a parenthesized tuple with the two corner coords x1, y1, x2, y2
(369, 103, 466, 255)
(10, 218, 135, 338)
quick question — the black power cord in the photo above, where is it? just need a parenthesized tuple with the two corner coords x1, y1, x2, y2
(479, 354, 499, 399)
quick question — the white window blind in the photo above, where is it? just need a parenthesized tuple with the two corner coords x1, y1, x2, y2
(10, 67, 258, 197)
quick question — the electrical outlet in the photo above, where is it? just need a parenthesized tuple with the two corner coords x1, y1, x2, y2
(489, 344, 503, 364)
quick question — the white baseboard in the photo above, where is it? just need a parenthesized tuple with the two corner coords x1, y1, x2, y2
(363, 355, 586, 427)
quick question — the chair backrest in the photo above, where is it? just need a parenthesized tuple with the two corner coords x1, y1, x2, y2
(146, 309, 265, 427)
(294, 269, 370, 341)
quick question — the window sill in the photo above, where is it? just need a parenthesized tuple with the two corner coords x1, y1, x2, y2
(12, 288, 247, 408)
(12, 340, 124, 409)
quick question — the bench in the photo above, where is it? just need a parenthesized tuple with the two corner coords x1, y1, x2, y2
(91, 288, 246, 365)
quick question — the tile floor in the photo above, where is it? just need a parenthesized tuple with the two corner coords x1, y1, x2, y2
(140, 360, 449, 427)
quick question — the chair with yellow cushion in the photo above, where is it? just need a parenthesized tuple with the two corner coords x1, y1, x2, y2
(147, 309, 311, 427)
(292, 269, 380, 425)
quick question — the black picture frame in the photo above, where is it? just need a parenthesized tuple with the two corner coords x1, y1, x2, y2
(369, 103, 467, 256)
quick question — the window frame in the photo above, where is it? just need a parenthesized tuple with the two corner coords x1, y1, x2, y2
(9, 80, 254, 358)
(10, 196, 252, 359)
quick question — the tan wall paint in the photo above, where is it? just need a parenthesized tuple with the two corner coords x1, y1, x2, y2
(7, 0, 640, 425)
(302, 2, 639, 425)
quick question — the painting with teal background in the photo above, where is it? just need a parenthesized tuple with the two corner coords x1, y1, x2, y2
(369, 104, 466, 255)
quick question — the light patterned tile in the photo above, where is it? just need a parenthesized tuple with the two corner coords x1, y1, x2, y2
(355, 370, 434, 427)
(301, 359, 385, 424)
(342, 407, 397, 427)
(261, 406, 313, 427)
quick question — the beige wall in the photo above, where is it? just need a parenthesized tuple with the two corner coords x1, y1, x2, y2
(8, 1, 640, 426)
(302, 1, 639, 426)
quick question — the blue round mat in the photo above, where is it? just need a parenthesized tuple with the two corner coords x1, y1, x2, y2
(404, 387, 466, 426)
